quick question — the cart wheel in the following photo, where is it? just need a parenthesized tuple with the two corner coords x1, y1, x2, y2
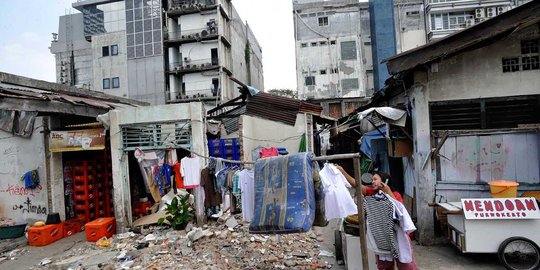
(498, 237, 540, 270)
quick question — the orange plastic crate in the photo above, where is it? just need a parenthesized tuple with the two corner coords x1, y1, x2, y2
(28, 224, 63, 246)
(62, 220, 81, 237)
(84, 217, 116, 242)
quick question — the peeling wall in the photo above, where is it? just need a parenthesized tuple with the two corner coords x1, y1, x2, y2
(0, 118, 48, 223)
(241, 114, 308, 162)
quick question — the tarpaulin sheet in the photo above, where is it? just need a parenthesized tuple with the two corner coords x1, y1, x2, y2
(249, 152, 315, 234)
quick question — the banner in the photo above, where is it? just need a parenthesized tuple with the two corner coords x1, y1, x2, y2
(461, 198, 540, 220)
(49, 128, 106, 152)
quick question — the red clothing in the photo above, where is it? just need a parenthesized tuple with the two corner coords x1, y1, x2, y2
(259, 147, 279, 158)
(172, 162, 184, 189)
(364, 186, 403, 204)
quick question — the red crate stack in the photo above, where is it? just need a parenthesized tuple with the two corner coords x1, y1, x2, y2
(72, 161, 97, 223)
(95, 151, 114, 218)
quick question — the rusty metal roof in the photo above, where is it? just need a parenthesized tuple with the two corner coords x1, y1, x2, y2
(245, 92, 322, 126)
(0, 72, 145, 117)
(384, 0, 540, 75)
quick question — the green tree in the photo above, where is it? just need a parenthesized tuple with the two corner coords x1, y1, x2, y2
(267, 88, 298, 99)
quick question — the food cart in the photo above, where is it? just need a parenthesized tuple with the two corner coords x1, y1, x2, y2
(438, 197, 540, 270)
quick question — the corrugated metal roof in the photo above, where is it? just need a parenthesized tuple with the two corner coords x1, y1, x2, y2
(222, 105, 246, 134)
(384, 0, 540, 75)
(245, 92, 323, 126)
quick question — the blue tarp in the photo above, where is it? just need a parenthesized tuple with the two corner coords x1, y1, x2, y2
(360, 127, 387, 160)
(249, 152, 315, 234)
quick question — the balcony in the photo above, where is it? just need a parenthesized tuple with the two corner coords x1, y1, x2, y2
(426, 0, 509, 13)
(169, 58, 220, 74)
(167, 0, 218, 17)
(168, 88, 219, 103)
(164, 25, 219, 46)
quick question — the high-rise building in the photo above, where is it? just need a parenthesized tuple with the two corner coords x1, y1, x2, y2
(50, 0, 263, 106)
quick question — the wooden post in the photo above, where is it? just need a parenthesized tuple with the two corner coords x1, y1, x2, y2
(353, 156, 369, 270)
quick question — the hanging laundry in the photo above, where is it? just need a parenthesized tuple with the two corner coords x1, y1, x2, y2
(364, 192, 399, 258)
(311, 162, 328, 227)
(200, 167, 222, 209)
(259, 147, 279, 158)
(172, 162, 184, 189)
(239, 169, 255, 222)
(318, 163, 357, 220)
(180, 156, 201, 188)
(134, 149, 165, 201)
(21, 170, 40, 189)
(366, 193, 416, 264)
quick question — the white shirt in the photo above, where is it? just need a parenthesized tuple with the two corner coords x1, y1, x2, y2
(319, 164, 358, 220)
(239, 169, 255, 221)
(180, 157, 201, 188)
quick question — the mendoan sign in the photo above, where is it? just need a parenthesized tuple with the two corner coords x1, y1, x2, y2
(461, 198, 540, 220)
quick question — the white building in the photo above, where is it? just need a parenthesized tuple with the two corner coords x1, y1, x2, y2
(164, 0, 264, 104)
(50, 0, 263, 106)
(425, 0, 516, 41)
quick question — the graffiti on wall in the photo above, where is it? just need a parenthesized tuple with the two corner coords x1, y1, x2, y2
(0, 183, 43, 197)
(12, 197, 47, 215)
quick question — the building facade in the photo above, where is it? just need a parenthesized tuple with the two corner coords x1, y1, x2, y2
(50, 0, 263, 106)
(164, 0, 263, 104)
(292, 0, 425, 117)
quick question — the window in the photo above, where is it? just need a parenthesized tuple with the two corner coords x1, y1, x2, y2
(102, 46, 109, 57)
(430, 95, 540, 130)
(318, 16, 328, 26)
(341, 78, 359, 90)
(364, 42, 371, 46)
(320, 69, 327, 75)
(330, 68, 339, 74)
(111, 45, 118, 56)
(311, 42, 318, 47)
(319, 41, 327, 46)
(330, 40, 336, 45)
(430, 12, 474, 31)
(522, 56, 540, 71)
(521, 40, 539, 54)
(112, 77, 120, 88)
(301, 43, 307, 48)
(341, 41, 357, 60)
(502, 58, 520, 72)
(305, 76, 315, 86)
(103, 78, 110, 89)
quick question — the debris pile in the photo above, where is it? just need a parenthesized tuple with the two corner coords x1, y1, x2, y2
(32, 215, 334, 269)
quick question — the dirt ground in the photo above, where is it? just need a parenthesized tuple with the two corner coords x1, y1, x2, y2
(1, 222, 506, 270)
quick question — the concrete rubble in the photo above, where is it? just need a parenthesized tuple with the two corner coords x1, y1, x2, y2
(25, 214, 334, 269)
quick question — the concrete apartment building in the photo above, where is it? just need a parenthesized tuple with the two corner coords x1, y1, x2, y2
(293, 0, 425, 118)
(50, 0, 263, 106)
(164, 0, 263, 103)
(425, 0, 521, 41)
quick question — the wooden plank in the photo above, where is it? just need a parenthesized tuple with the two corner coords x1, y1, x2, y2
(479, 135, 491, 182)
(0, 97, 107, 117)
(526, 133, 540, 182)
(490, 134, 504, 180)
(456, 136, 480, 182)
(514, 133, 529, 182)
(501, 134, 517, 181)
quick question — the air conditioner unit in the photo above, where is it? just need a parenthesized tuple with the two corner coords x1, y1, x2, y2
(465, 19, 475, 27)
(61, 66, 67, 71)
(188, 34, 193, 39)
(60, 72, 66, 77)
(201, 30, 208, 37)
(475, 8, 485, 19)
(497, 6, 509, 15)
(192, 64, 198, 68)
(184, 57, 191, 62)
(60, 78, 66, 83)
(486, 7, 496, 18)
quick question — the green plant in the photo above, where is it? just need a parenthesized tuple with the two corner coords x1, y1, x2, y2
(157, 195, 192, 230)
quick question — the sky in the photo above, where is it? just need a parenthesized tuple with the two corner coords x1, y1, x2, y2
(0, 0, 297, 91)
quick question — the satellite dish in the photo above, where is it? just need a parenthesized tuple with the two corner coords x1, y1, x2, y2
(361, 173, 373, 185)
